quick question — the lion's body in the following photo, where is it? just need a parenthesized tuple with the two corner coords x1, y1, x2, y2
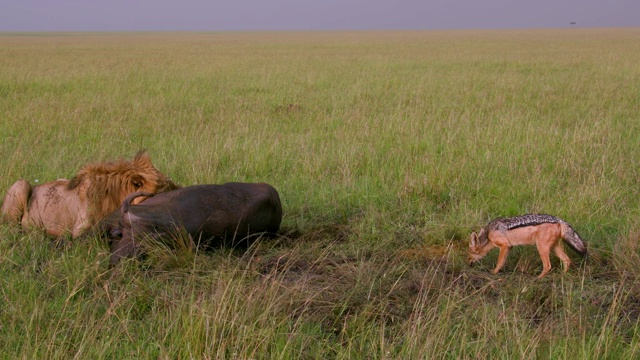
(1, 152, 178, 238)
(16, 179, 89, 238)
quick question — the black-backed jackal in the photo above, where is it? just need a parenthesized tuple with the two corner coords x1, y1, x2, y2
(468, 214, 587, 278)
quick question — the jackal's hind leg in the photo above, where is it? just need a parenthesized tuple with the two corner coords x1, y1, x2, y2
(553, 243, 571, 273)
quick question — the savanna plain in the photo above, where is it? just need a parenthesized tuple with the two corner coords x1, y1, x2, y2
(1, 28, 640, 359)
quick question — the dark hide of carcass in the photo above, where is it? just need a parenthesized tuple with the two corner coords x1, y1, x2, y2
(108, 183, 282, 265)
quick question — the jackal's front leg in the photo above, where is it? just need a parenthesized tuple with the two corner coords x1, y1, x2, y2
(492, 245, 510, 274)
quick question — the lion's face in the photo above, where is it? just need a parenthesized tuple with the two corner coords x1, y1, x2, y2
(127, 170, 179, 205)
(120, 152, 180, 205)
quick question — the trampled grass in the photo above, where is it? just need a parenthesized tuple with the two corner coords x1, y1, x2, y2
(1, 28, 640, 358)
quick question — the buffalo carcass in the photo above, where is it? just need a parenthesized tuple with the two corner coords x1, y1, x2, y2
(109, 183, 282, 265)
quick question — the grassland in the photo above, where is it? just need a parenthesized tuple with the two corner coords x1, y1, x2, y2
(1, 28, 640, 358)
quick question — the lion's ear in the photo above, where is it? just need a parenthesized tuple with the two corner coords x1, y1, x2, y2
(133, 150, 151, 165)
(130, 175, 144, 190)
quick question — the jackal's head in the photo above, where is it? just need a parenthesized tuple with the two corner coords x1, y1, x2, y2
(467, 228, 487, 264)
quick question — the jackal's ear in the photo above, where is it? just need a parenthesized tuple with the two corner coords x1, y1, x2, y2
(469, 232, 478, 247)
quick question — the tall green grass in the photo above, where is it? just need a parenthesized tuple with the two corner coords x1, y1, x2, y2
(1, 28, 640, 358)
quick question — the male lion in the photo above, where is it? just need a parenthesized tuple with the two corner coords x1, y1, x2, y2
(0, 151, 179, 238)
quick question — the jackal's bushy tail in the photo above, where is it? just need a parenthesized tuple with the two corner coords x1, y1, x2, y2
(560, 221, 587, 255)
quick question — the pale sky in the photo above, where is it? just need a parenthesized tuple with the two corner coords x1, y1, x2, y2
(1, 0, 638, 32)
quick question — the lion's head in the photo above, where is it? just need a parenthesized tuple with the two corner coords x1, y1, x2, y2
(67, 151, 179, 221)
